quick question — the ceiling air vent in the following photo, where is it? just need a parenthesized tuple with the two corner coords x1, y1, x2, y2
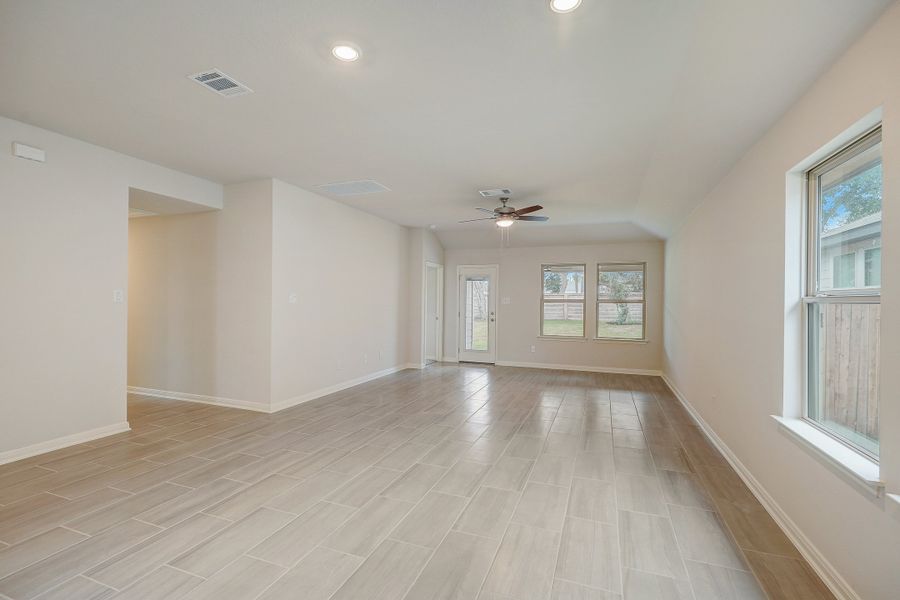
(479, 188, 512, 198)
(317, 180, 391, 196)
(188, 69, 253, 97)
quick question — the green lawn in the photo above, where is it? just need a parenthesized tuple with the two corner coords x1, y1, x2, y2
(596, 321, 643, 339)
(542, 319, 643, 339)
(542, 319, 584, 337)
(470, 320, 488, 350)
(470, 319, 643, 348)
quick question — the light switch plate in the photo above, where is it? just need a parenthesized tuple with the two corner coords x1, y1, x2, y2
(502, 297, 511, 305)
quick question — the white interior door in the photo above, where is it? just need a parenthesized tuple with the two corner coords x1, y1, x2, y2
(458, 265, 498, 364)
(424, 263, 443, 363)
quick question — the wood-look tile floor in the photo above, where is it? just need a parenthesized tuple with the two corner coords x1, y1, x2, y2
(0, 365, 835, 600)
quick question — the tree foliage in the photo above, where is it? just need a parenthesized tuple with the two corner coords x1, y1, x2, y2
(821, 163, 882, 232)
(599, 271, 643, 325)
(544, 272, 562, 294)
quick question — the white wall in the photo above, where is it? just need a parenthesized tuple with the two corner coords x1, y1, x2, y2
(269, 179, 410, 408)
(127, 180, 273, 410)
(425, 266, 439, 360)
(0, 116, 222, 459)
(663, 5, 900, 598)
(443, 242, 663, 373)
(407, 228, 445, 367)
(129, 178, 410, 411)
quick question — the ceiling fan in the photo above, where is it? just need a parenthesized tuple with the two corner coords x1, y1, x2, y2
(459, 197, 549, 227)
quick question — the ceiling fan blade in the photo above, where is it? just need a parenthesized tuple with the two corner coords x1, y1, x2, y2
(513, 204, 543, 216)
(475, 207, 496, 214)
(458, 217, 497, 223)
(516, 215, 549, 222)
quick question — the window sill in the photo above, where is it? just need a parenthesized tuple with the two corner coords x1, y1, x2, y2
(771, 415, 883, 496)
(887, 494, 900, 525)
(592, 338, 648, 344)
(537, 336, 587, 342)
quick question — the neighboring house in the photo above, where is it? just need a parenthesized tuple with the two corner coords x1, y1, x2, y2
(820, 211, 882, 290)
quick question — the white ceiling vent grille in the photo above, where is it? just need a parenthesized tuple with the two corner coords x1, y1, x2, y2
(479, 188, 512, 197)
(317, 180, 391, 196)
(188, 69, 253, 97)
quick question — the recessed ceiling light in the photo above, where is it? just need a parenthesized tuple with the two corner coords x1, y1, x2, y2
(550, 0, 582, 13)
(332, 44, 360, 62)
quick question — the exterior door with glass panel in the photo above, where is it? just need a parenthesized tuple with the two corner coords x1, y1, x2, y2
(458, 265, 498, 363)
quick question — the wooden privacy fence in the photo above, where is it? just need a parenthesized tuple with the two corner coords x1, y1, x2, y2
(543, 299, 642, 322)
(543, 302, 584, 320)
(820, 302, 880, 441)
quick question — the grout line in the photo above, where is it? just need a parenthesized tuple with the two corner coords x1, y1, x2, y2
(81, 573, 120, 592)
(653, 383, 774, 596)
(1, 369, 793, 600)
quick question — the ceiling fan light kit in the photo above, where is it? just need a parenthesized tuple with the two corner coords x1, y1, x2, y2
(459, 197, 550, 228)
(550, 0, 582, 14)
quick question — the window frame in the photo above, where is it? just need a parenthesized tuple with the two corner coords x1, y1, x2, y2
(864, 247, 881, 287)
(803, 125, 882, 462)
(539, 263, 586, 338)
(595, 262, 647, 342)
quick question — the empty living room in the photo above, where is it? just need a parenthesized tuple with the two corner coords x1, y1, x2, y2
(1, 1, 899, 599)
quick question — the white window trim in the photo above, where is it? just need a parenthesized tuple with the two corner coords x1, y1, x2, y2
(595, 262, 647, 342)
(801, 125, 882, 464)
(540, 263, 587, 339)
(777, 109, 884, 496)
(772, 416, 882, 497)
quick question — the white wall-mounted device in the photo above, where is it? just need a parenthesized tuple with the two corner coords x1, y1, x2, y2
(13, 142, 47, 162)
(12, 142, 46, 163)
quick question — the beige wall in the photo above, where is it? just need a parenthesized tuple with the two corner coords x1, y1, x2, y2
(0, 116, 221, 460)
(128, 178, 411, 411)
(443, 241, 664, 372)
(127, 180, 273, 409)
(663, 5, 900, 598)
(269, 179, 410, 408)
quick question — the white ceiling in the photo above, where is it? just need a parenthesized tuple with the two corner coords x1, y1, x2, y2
(0, 0, 891, 246)
(129, 188, 219, 217)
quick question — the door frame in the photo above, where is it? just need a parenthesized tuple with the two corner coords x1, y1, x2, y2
(456, 264, 499, 364)
(422, 261, 444, 364)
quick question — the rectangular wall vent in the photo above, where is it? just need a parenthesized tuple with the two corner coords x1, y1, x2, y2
(12, 142, 45, 162)
(479, 188, 512, 197)
(317, 180, 391, 196)
(188, 69, 253, 97)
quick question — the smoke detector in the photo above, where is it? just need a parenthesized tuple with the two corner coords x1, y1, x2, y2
(478, 188, 512, 198)
(188, 69, 253, 97)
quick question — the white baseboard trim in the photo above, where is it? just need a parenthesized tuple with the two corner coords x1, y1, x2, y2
(496, 360, 661, 376)
(131, 366, 414, 415)
(660, 373, 859, 600)
(270, 364, 413, 413)
(127, 386, 271, 413)
(0, 421, 132, 466)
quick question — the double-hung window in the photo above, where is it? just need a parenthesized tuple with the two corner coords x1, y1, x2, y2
(805, 126, 882, 459)
(541, 264, 585, 337)
(597, 263, 646, 340)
